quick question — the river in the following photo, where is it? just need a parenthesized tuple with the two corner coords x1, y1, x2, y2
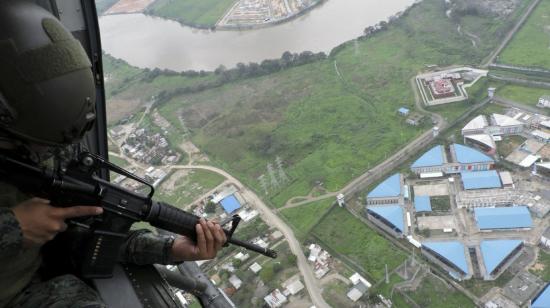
(99, 0, 416, 71)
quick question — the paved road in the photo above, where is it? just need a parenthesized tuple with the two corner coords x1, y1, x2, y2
(169, 165, 330, 308)
(481, 0, 541, 67)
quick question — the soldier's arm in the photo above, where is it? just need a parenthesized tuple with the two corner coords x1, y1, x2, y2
(119, 220, 226, 265)
(0, 207, 23, 258)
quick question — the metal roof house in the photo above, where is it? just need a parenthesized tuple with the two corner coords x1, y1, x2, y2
(366, 204, 406, 238)
(366, 173, 403, 205)
(421, 241, 471, 280)
(474, 206, 533, 231)
(219, 195, 242, 213)
(410, 145, 446, 176)
(480, 239, 523, 280)
(414, 195, 432, 212)
(460, 170, 502, 190)
(531, 283, 550, 308)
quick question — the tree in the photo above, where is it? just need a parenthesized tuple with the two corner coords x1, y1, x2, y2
(205, 201, 216, 213)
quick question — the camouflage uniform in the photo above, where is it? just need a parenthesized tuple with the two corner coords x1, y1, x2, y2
(0, 181, 176, 308)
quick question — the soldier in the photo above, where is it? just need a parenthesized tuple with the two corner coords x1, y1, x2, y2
(0, 1, 226, 307)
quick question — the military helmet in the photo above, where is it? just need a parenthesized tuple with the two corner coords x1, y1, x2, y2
(0, 0, 96, 146)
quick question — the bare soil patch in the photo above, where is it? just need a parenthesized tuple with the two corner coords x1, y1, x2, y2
(105, 0, 155, 14)
(107, 98, 144, 125)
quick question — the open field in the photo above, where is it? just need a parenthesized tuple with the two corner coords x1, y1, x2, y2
(499, 0, 550, 69)
(279, 198, 334, 241)
(497, 84, 550, 114)
(311, 207, 407, 281)
(530, 249, 550, 281)
(405, 275, 475, 308)
(156, 169, 225, 207)
(146, 0, 236, 27)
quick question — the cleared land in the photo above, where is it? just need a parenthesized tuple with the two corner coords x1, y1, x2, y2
(156, 169, 225, 207)
(279, 198, 334, 241)
(405, 275, 475, 308)
(311, 206, 407, 281)
(499, 0, 550, 69)
(146, 0, 236, 27)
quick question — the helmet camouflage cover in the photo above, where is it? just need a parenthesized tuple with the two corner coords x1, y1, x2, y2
(0, 0, 96, 146)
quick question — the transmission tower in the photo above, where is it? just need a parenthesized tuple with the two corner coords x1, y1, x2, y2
(258, 174, 269, 195)
(275, 156, 289, 183)
(267, 163, 279, 189)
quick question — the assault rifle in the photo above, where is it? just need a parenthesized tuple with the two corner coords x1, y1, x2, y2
(0, 151, 277, 279)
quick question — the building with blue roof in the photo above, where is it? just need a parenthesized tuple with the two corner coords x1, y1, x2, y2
(366, 173, 403, 205)
(421, 241, 470, 280)
(398, 107, 410, 116)
(414, 196, 432, 212)
(474, 207, 533, 230)
(461, 170, 502, 190)
(366, 205, 405, 238)
(532, 283, 550, 308)
(408, 144, 495, 177)
(219, 195, 242, 213)
(480, 239, 523, 280)
(411, 145, 446, 175)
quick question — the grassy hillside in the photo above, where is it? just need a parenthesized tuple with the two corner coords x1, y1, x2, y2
(105, 0, 529, 208)
(146, 0, 236, 27)
(499, 0, 550, 68)
(497, 84, 550, 114)
(152, 0, 526, 207)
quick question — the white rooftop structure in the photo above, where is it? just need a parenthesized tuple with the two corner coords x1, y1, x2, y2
(537, 162, 550, 171)
(228, 275, 242, 289)
(349, 273, 372, 288)
(284, 279, 304, 295)
(462, 115, 488, 132)
(531, 129, 550, 142)
(347, 288, 363, 302)
(308, 244, 322, 262)
(541, 120, 550, 129)
(239, 209, 259, 222)
(491, 113, 523, 127)
(465, 134, 496, 149)
(264, 289, 287, 308)
(234, 252, 250, 262)
(249, 262, 262, 274)
(499, 171, 513, 186)
(519, 154, 540, 168)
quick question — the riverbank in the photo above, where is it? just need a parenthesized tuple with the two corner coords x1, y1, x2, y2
(103, 0, 531, 209)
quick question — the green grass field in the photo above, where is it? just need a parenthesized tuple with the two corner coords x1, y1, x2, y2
(406, 275, 475, 308)
(497, 84, 550, 115)
(146, 0, 236, 27)
(499, 0, 550, 69)
(530, 249, 550, 281)
(311, 207, 407, 281)
(279, 198, 334, 240)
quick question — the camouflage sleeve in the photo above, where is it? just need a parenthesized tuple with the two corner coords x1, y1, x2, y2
(0, 207, 23, 258)
(119, 229, 176, 265)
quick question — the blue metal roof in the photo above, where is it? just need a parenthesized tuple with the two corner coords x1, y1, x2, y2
(461, 170, 502, 190)
(453, 143, 494, 164)
(367, 205, 404, 232)
(474, 207, 533, 230)
(414, 195, 432, 212)
(411, 145, 445, 168)
(398, 107, 410, 114)
(532, 283, 550, 308)
(367, 173, 401, 198)
(423, 241, 469, 274)
(480, 240, 522, 275)
(220, 195, 241, 213)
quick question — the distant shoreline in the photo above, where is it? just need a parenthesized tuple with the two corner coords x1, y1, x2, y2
(102, 0, 327, 32)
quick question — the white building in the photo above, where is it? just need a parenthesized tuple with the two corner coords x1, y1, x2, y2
(228, 275, 242, 289)
(537, 95, 550, 108)
(249, 262, 262, 274)
(531, 129, 550, 143)
(264, 289, 287, 308)
(541, 228, 550, 249)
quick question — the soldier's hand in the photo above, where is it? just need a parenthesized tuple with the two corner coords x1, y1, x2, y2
(170, 219, 227, 262)
(11, 198, 103, 246)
